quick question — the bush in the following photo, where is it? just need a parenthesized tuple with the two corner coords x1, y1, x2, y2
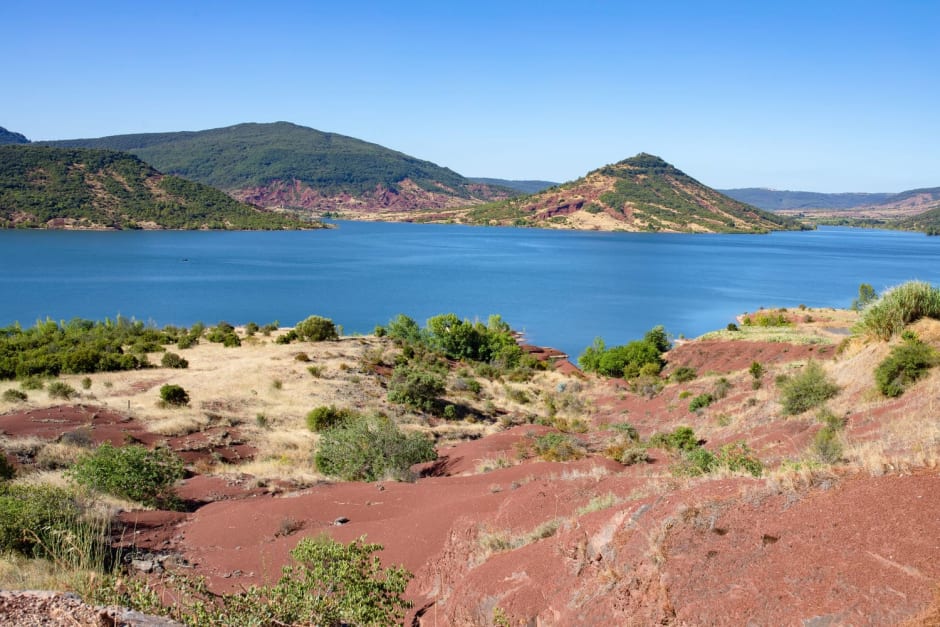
(715, 442, 763, 476)
(20, 376, 45, 390)
(306, 405, 357, 432)
(778, 361, 839, 415)
(68, 443, 184, 508)
(206, 322, 240, 347)
(0, 484, 85, 556)
(618, 447, 650, 466)
(874, 339, 938, 397)
(161, 352, 189, 369)
(610, 422, 639, 442)
(159, 384, 190, 407)
(532, 433, 584, 462)
(2, 388, 27, 402)
(578, 327, 669, 379)
(856, 281, 940, 340)
(742, 312, 790, 327)
(295, 316, 339, 342)
(812, 426, 843, 463)
(314, 416, 437, 482)
(688, 393, 714, 412)
(387, 365, 445, 412)
(47, 381, 77, 400)
(649, 426, 700, 452)
(851, 283, 878, 311)
(671, 366, 697, 383)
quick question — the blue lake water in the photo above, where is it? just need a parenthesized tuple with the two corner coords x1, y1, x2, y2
(1, 223, 938, 359)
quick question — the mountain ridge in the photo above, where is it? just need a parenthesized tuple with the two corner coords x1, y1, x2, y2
(42, 122, 513, 213)
(0, 145, 318, 230)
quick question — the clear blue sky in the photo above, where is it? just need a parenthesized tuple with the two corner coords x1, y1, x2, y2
(4, 0, 938, 192)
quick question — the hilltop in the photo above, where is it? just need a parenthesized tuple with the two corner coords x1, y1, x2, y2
(0, 126, 29, 145)
(390, 153, 805, 233)
(0, 293, 939, 624)
(468, 177, 558, 194)
(43, 122, 513, 214)
(720, 187, 895, 211)
(0, 145, 320, 230)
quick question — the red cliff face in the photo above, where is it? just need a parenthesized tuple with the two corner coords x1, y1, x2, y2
(231, 178, 511, 214)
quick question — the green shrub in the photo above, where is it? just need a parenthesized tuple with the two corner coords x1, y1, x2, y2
(387, 365, 445, 412)
(47, 381, 77, 400)
(68, 443, 184, 508)
(856, 281, 940, 340)
(578, 332, 665, 379)
(671, 366, 697, 383)
(275, 330, 298, 344)
(2, 388, 27, 402)
(712, 377, 731, 399)
(206, 322, 240, 347)
(726, 322, 739, 332)
(671, 447, 718, 476)
(81, 376, 92, 390)
(749, 361, 764, 389)
(874, 339, 938, 397)
(812, 426, 843, 463)
(742, 312, 791, 327)
(851, 283, 878, 311)
(20, 376, 45, 390)
(689, 393, 714, 412)
(245, 322, 259, 336)
(715, 442, 763, 477)
(295, 315, 339, 342)
(532, 433, 584, 462)
(314, 416, 437, 482)
(159, 384, 190, 407)
(160, 352, 189, 369)
(610, 422, 639, 442)
(115, 536, 412, 626)
(0, 484, 86, 556)
(778, 361, 839, 415)
(306, 405, 357, 432)
(649, 426, 700, 452)
(385, 314, 423, 346)
(618, 447, 650, 465)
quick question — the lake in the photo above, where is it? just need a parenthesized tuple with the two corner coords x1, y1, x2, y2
(1, 223, 938, 360)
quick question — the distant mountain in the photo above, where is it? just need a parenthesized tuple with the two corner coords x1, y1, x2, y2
(468, 178, 557, 194)
(720, 187, 940, 213)
(445, 154, 804, 233)
(0, 145, 319, 230)
(897, 205, 940, 235)
(43, 122, 511, 213)
(0, 127, 29, 145)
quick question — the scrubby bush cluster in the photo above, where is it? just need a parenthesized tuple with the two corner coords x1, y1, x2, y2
(314, 415, 437, 482)
(160, 352, 188, 369)
(874, 337, 938, 397)
(648, 426, 763, 477)
(0, 317, 191, 379)
(856, 281, 940, 340)
(277, 315, 340, 345)
(741, 311, 791, 327)
(0, 483, 89, 556)
(206, 321, 241, 347)
(68, 443, 185, 508)
(159, 384, 190, 407)
(778, 361, 839, 415)
(306, 405, 357, 432)
(578, 326, 670, 378)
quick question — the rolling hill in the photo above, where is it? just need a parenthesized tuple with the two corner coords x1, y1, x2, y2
(43, 122, 513, 213)
(0, 126, 29, 145)
(434, 154, 806, 233)
(468, 177, 558, 194)
(719, 188, 894, 211)
(0, 145, 319, 230)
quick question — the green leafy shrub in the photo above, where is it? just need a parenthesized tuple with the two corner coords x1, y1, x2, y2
(20, 376, 45, 390)
(2, 388, 27, 402)
(610, 422, 639, 442)
(275, 330, 298, 344)
(47, 381, 77, 400)
(68, 443, 184, 508)
(749, 361, 764, 389)
(688, 393, 714, 412)
(812, 426, 843, 463)
(532, 433, 584, 462)
(306, 405, 357, 432)
(159, 384, 190, 407)
(671, 366, 697, 383)
(295, 315, 339, 342)
(578, 327, 668, 378)
(387, 364, 445, 412)
(856, 281, 940, 340)
(874, 339, 938, 397)
(649, 426, 700, 452)
(712, 377, 731, 399)
(715, 442, 763, 476)
(778, 361, 839, 415)
(314, 416, 437, 482)
(205, 321, 241, 347)
(160, 352, 189, 369)
(0, 484, 85, 556)
(742, 311, 791, 327)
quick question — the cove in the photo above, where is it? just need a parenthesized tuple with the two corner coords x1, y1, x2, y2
(1, 223, 938, 360)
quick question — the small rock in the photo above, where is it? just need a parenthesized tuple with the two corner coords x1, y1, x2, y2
(334, 516, 350, 526)
(131, 559, 155, 573)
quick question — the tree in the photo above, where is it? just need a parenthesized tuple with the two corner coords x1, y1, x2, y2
(851, 283, 878, 311)
(294, 315, 339, 342)
(314, 416, 437, 481)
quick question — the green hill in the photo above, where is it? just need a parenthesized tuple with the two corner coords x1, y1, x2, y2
(468, 177, 557, 194)
(719, 188, 894, 210)
(0, 145, 319, 230)
(0, 126, 29, 145)
(459, 154, 806, 233)
(43, 122, 509, 211)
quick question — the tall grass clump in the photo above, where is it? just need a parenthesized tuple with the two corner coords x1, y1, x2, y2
(856, 281, 940, 340)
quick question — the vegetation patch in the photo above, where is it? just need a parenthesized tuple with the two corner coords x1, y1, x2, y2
(778, 361, 839, 415)
(856, 281, 940, 340)
(314, 416, 437, 482)
(874, 338, 938, 397)
(68, 443, 185, 509)
(579, 326, 669, 378)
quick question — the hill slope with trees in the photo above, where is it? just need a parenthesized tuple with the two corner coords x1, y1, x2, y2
(43, 122, 513, 213)
(0, 126, 30, 145)
(0, 145, 319, 230)
(435, 154, 806, 233)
